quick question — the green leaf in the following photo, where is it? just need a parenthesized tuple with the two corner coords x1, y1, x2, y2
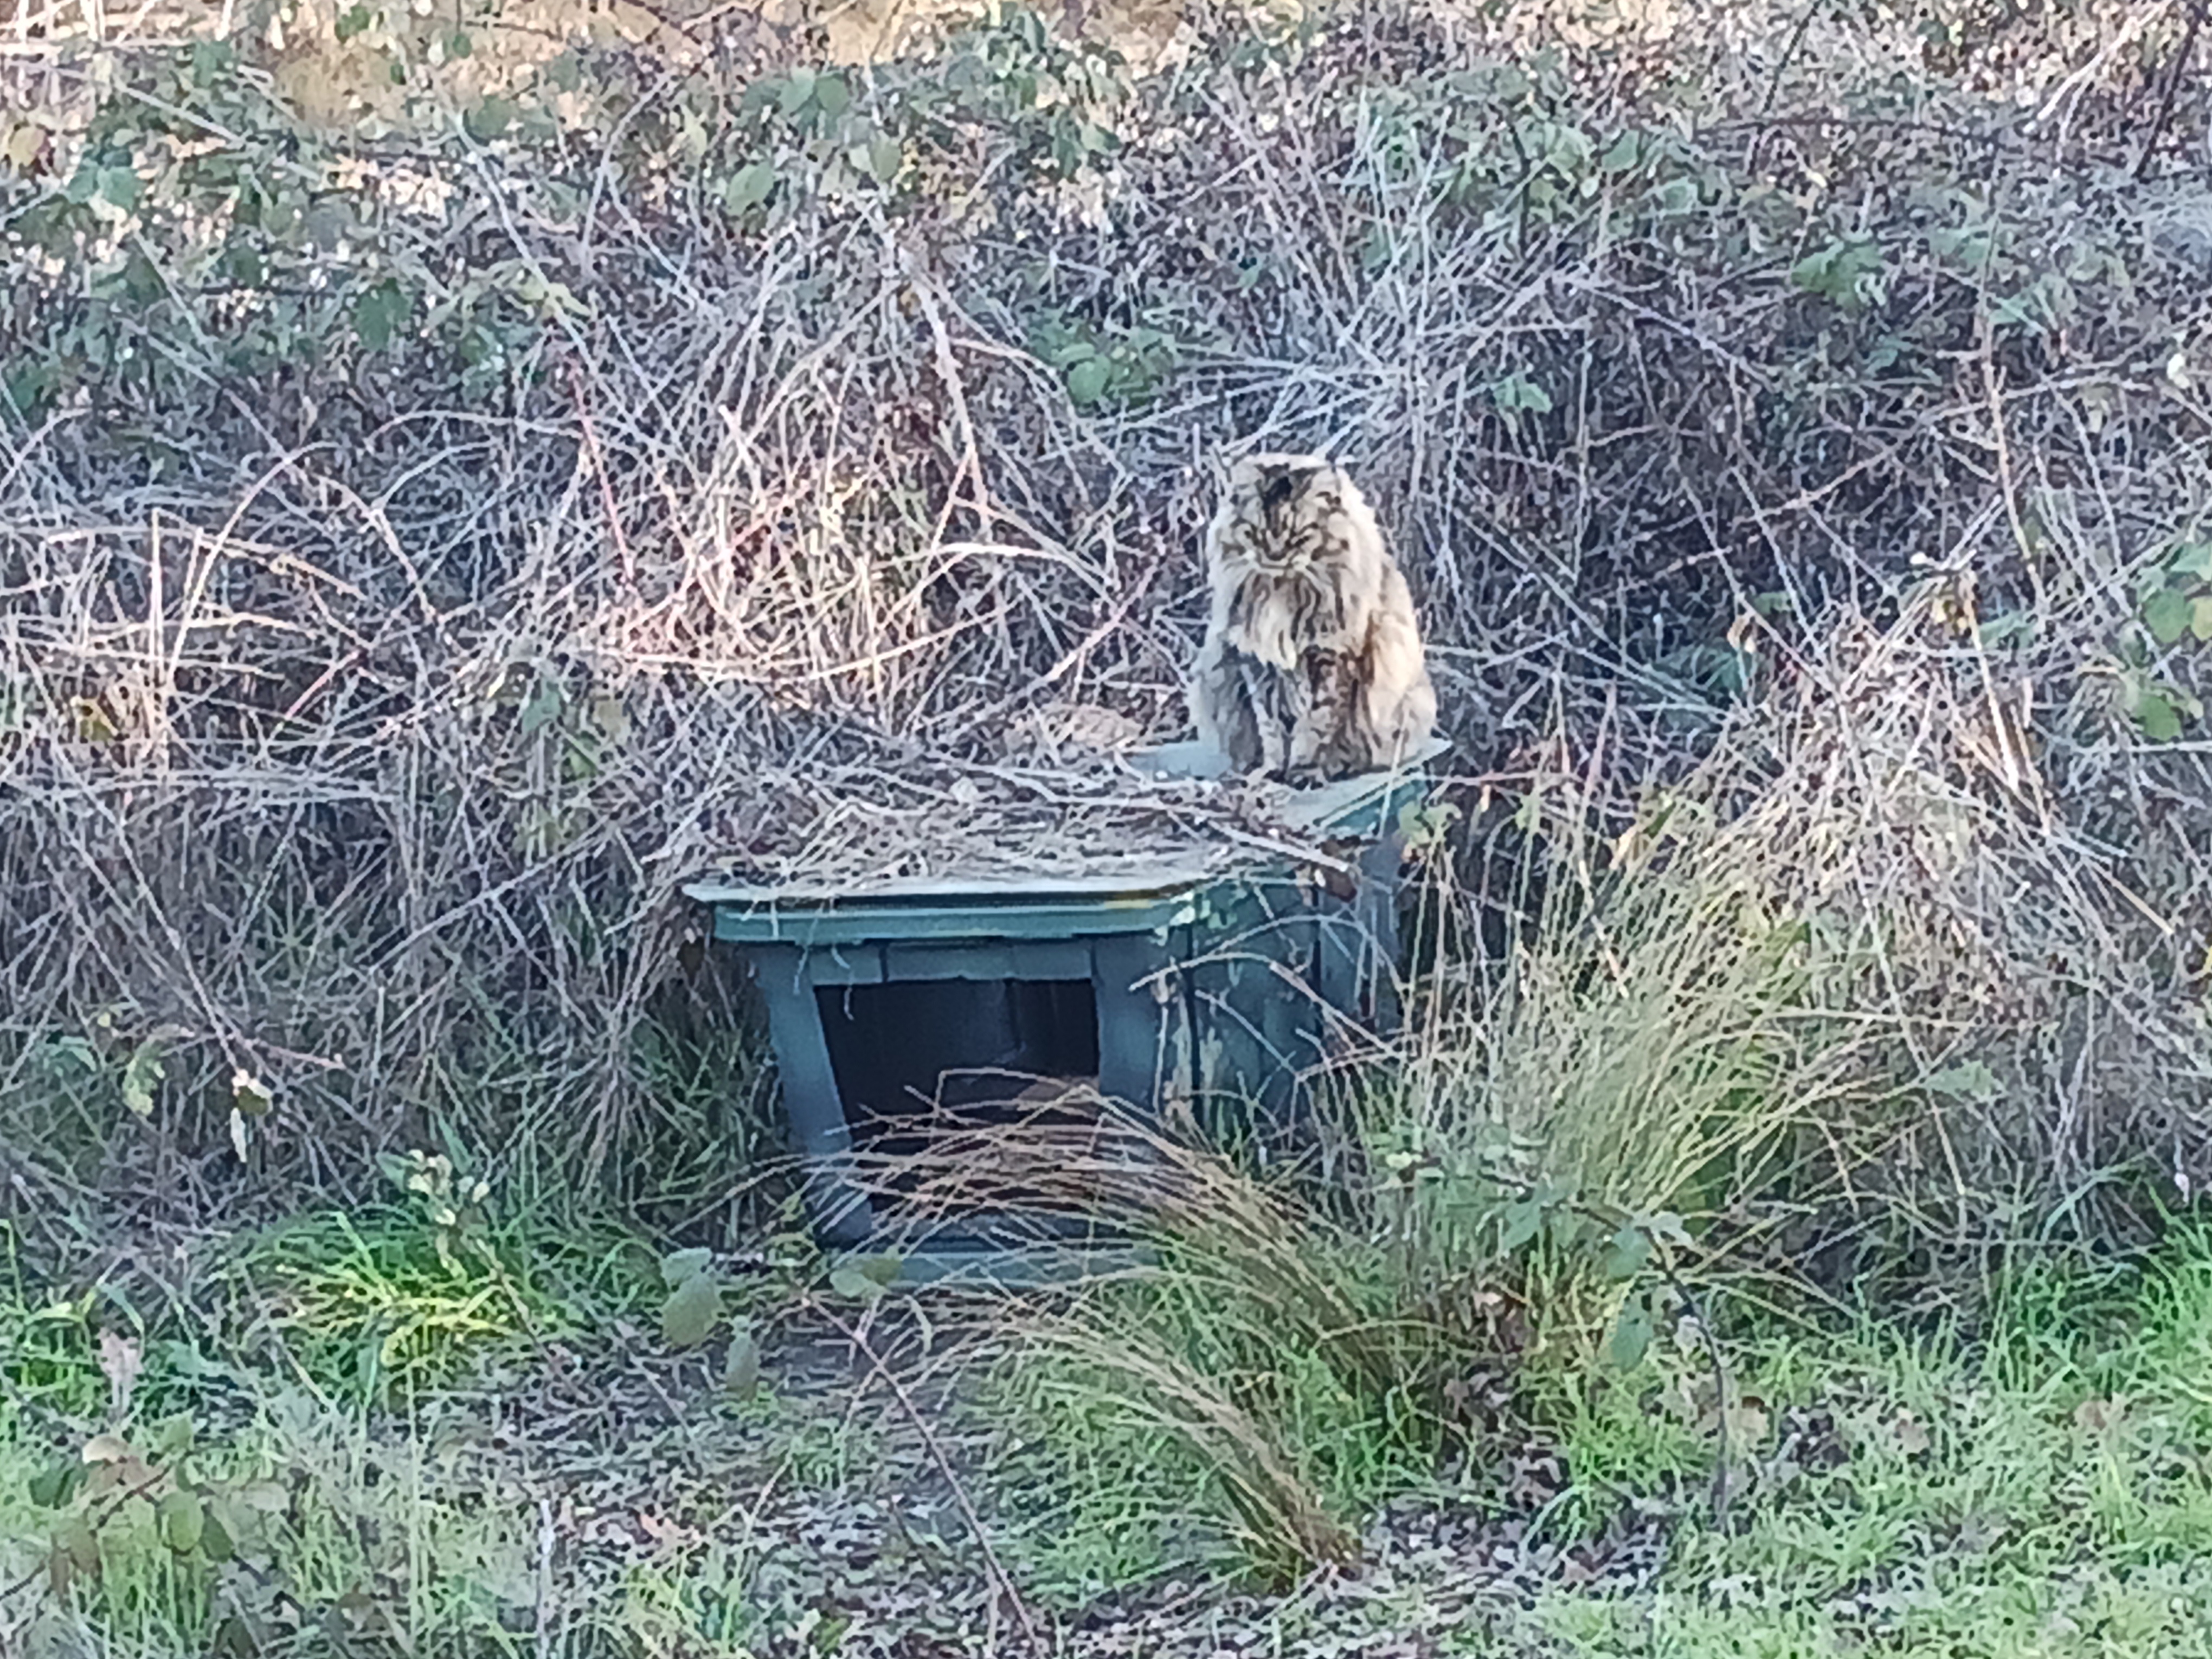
(1499, 1199, 1542, 1253)
(518, 677, 565, 736)
(1790, 236, 1886, 310)
(3, 123, 44, 170)
(160, 1488, 205, 1554)
(2170, 542, 2212, 581)
(119, 248, 163, 306)
(1600, 131, 1639, 172)
(1926, 1059, 2001, 1103)
(865, 136, 903, 183)
(1358, 224, 1392, 274)
(1065, 357, 1111, 406)
(660, 1247, 713, 1289)
(827, 1264, 887, 1302)
(724, 160, 776, 211)
(856, 1253, 902, 1287)
(1608, 1296, 1654, 1369)
(27, 1462, 74, 1508)
(232, 1070, 272, 1117)
(60, 1515, 99, 1575)
(190, 39, 235, 83)
(3, 357, 55, 422)
(235, 1480, 290, 1515)
(2145, 585, 2192, 646)
(813, 73, 851, 117)
(2134, 691, 2183, 742)
(121, 1037, 166, 1120)
(200, 1507, 235, 1564)
(2192, 595, 2212, 642)
(660, 1272, 722, 1348)
(722, 1328, 761, 1400)
(335, 4, 375, 41)
(352, 279, 414, 352)
(779, 69, 815, 115)
(98, 166, 142, 210)
(464, 97, 514, 143)
(1490, 371, 1553, 415)
(1601, 1225, 1651, 1281)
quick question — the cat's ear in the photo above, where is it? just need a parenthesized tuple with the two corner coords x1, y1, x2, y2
(1216, 447, 1265, 498)
(1292, 462, 1340, 511)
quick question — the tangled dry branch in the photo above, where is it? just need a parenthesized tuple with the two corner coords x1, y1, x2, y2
(0, 0, 2207, 1251)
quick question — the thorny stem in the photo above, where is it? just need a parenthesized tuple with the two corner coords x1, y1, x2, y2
(1656, 1254, 1733, 1534)
(2134, 0, 2208, 179)
(565, 356, 636, 591)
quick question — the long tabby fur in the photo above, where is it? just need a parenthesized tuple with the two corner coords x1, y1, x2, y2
(1189, 453, 1436, 785)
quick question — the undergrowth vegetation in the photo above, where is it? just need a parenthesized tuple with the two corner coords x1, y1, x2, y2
(1539, 1234, 2212, 1656)
(4, 0, 2212, 1649)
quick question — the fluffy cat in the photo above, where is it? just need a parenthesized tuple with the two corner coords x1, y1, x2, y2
(1188, 452, 1437, 785)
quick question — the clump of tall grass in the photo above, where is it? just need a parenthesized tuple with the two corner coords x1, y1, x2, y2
(968, 837, 1854, 1586)
(968, 590, 2210, 1589)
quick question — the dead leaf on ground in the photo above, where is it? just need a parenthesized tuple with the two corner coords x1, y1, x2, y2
(1006, 700, 1144, 762)
(98, 1330, 144, 1422)
(636, 1510, 703, 1551)
(81, 1432, 136, 1465)
(1723, 1392, 1770, 1448)
(1893, 1408, 1931, 1457)
(2073, 1396, 2125, 1435)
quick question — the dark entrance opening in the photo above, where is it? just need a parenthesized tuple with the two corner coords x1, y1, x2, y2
(815, 978, 1108, 1242)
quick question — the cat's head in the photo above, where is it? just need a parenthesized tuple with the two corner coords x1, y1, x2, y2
(1219, 452, 1350, 577)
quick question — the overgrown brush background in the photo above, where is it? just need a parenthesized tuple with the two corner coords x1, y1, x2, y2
(4, 0, 2212, 1649)
(5, 0, 2207, 1234)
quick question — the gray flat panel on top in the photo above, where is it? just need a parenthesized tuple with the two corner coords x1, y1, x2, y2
(706, 892, 1199, 947)
(687, 865, 1217, 909)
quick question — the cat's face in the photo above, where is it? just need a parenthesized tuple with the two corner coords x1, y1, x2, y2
(1220, 453, 1345, 578)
